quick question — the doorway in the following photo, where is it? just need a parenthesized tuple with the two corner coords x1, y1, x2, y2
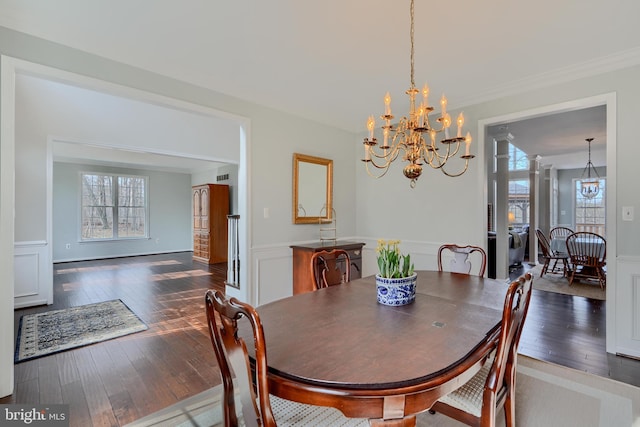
(480, 93, 617, 353)
(1, 54, 252, 327)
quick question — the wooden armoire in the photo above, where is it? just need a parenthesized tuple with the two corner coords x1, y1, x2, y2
(192, 184, 229, 264)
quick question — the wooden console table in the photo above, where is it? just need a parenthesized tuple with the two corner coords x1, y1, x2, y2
(290, 241, 365, 294)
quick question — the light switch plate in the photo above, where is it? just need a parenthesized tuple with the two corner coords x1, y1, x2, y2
(623, 206, 634, 221)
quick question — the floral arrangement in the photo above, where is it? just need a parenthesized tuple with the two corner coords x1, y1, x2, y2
(376, 239, 414, 278)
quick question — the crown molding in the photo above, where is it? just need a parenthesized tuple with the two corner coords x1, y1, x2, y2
(458, 47, 640, 108)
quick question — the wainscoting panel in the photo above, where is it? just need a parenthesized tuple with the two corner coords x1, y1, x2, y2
(14, 241, 52, 308)
(615, 257, 640, 358)
(252, 245, 293, 306)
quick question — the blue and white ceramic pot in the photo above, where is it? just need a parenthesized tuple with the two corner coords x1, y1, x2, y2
(376, 273, 417, 306)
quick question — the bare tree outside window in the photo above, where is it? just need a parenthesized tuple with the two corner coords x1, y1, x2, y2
(81, 173, 148, 240)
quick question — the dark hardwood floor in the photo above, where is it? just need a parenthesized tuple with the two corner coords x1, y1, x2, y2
(1, 252, 226, 427)
(511, 261, 640, 387)
(2, 252, 639, 427)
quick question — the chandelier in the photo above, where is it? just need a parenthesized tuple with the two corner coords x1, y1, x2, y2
(580, 137, 601, 199)
(362, 0, 473, 188)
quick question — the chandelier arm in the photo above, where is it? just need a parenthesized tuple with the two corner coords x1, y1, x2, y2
(439, 159, 471, 177)
(423, 141, 456, 169)
(364, 159, 393, 179)
(368, 145, 402, 165)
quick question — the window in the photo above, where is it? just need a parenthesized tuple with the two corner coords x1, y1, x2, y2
(81, 173, 148, 240)
(508, 144, 529, 171)
(574, 178, 606, 237)
(508, 179, 530, 226)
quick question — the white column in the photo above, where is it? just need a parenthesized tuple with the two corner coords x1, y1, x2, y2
(528, 155, 541, 266)
(493, 132, 513, 280)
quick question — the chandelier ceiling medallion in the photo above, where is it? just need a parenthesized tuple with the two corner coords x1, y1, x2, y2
(580, 137, 601, 199)
(362, 0, 474, 188)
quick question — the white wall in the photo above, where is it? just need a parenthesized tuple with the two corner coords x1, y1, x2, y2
(52, 162, 193, 261)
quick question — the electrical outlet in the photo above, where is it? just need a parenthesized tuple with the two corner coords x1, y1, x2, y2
(623, 206, 634, 221)
(65, 243, 71, 249)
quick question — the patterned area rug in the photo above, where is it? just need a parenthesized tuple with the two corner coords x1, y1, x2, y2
(528, 264, 605, 300)
(15, 299, 147, 363)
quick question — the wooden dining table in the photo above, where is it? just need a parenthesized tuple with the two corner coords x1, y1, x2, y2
(239, 271, 509, 426)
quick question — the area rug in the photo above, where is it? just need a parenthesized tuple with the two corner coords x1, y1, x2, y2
(528, 264, 606, 300)
(125, 355, 640, 427)
(15, 299, 147, 363)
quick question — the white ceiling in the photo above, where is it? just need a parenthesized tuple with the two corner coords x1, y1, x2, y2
(1, 0, 632, 168)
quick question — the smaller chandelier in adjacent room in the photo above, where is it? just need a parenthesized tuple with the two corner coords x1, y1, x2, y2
(362, 0, 474, 188)
(580, 137, 601, 199)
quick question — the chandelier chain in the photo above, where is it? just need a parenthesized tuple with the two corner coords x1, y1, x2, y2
(410, 0, 415, 88)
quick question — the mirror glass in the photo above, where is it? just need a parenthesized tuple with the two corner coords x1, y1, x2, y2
(293, 153, 333, 224)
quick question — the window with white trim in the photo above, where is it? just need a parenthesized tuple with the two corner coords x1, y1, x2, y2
(574, 177, 606, 237)
(81, 173, 148, 240)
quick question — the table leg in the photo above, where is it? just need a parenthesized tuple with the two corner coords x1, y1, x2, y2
(369, 415, 416, 426)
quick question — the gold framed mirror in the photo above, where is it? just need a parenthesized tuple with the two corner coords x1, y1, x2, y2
(292, 153, 333, 224)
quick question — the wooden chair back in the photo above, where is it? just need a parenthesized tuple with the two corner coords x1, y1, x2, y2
(432, 272, 534, 426)
(206, 289, 275, 427)
(535, 228, 552, 257)
(565, 232, 607, 289)
(549, 226, 573, 248)
(437, 244, 487, 276)
(310, 249, 351, 289)
(565, 231, 606, 266)
(489, 272, 533, 412)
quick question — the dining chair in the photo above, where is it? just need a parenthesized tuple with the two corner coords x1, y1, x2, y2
(430, 272, 534, 427)
(437, 244, 487, 276)
(549, 226, 573, 242)
(535, 228, 568, 277)
(565, 231, 607, 289)
(205, 290, 368, 427)
(310, 249, 351, 289)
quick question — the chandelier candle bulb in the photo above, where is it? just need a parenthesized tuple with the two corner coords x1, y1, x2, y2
(443, 114, 451, 139)
(422, 84, 429, 105)
(384, 92, 392, 116)
(465, 134, 471, 156)
(457, 113, 464, 138)
(440, 94, 447, 116)
(367, 115, 375, 140)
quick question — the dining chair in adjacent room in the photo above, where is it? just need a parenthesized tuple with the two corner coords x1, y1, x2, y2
(565, 231, 607, 289)
(205, 290, 368, 427)
(310, 249, 351, 289)
(549, 226, 573, 242)
(430, 272, 534, 427)
(437, 244, 487, 276)
(535, 228, 568, 277)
